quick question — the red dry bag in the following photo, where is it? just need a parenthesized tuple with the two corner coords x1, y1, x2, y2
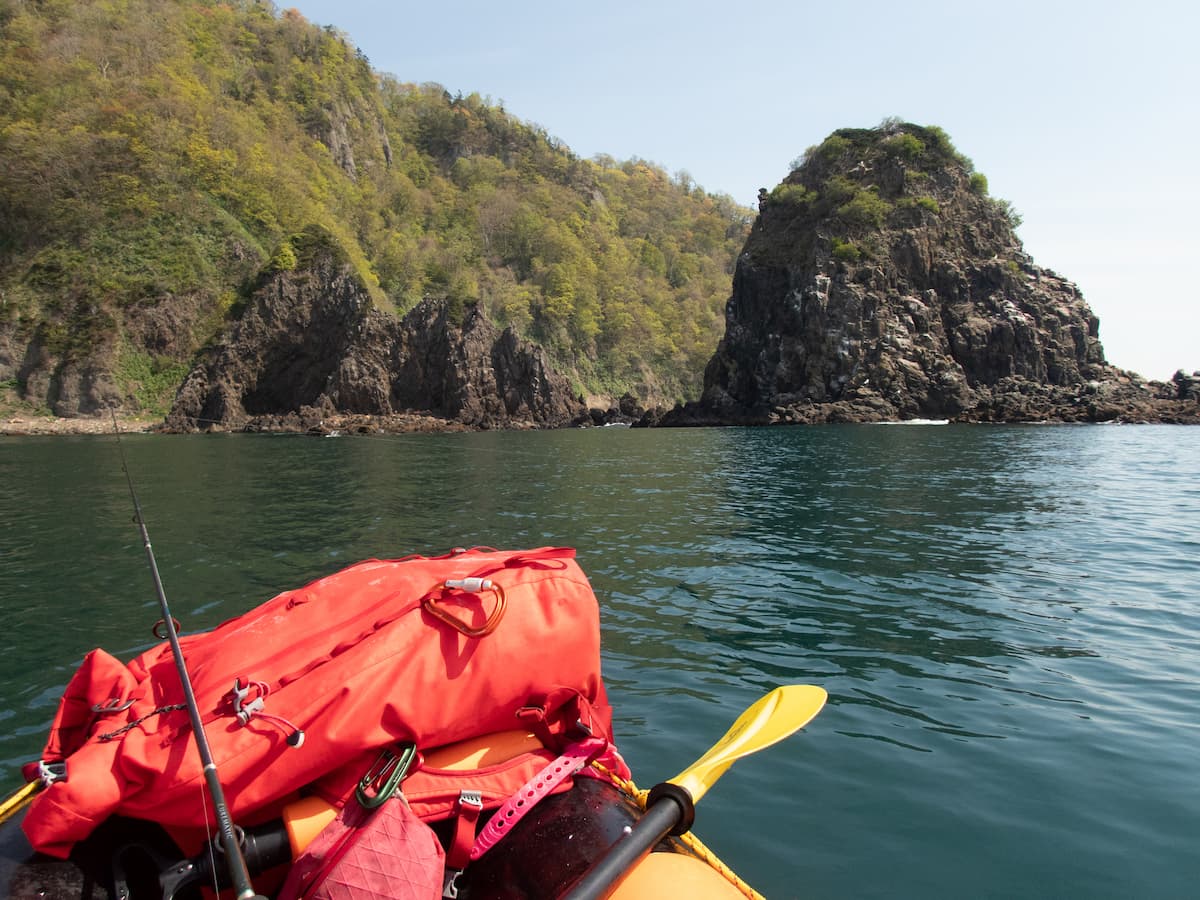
(23, 547, 614, 858)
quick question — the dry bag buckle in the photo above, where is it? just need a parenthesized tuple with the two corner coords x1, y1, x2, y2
(356, 742, 417, 808)
(229, 679, 263, 725)
(227, 678, 306, 747)
(422, 578, 507, 638)
(37, 760, 67, 787)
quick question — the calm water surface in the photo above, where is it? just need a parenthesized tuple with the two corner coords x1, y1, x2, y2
(0, 425, 1197, 898)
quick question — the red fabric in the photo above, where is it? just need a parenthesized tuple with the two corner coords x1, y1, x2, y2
(276, 794, 444, 900)
(401, 749, 562, 822)
(41, 649, 140, 762)
(23, 547, 613, 858)
(445, 792, 481, 871)
(306, 686, 628, 823)
(309, 744, 561, 824)
(470, 737, 607, 860)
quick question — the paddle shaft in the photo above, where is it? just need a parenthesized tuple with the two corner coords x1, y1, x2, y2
(113, 418, 264, 900)
(562, 792, 687, 900)
(562, 685, 826, 900)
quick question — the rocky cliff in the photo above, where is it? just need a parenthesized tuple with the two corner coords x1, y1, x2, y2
(0, 1, 752, 429)
(165, 250, 585, 433)
(658, 122, 1198, 425)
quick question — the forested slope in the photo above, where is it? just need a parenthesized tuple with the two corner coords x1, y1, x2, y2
(0, 0, 751, 417)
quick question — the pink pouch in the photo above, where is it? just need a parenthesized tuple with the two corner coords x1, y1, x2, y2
(277, 792, 445, 900)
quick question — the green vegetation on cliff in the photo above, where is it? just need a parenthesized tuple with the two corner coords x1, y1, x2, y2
(0, 0, 751, 414)
(759, 120, 1022, 266)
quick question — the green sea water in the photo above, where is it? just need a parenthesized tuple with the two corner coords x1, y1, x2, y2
(1, 424, 1198, 898)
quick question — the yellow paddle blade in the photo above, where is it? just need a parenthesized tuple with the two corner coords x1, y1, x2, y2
(671, 684, 827, 803)
(0, 780, 38, 827)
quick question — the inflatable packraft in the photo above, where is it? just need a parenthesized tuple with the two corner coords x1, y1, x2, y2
(6, 547, 767, 899)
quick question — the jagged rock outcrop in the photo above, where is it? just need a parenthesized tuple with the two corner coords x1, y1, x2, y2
(1, 327, 124, 417)
(585, 392, 646, 426)
(166, 254, 584, 432)
(1165, 369, 1200, 402)
(391, 300, 585, 427)
(662, 122, 1199, 425)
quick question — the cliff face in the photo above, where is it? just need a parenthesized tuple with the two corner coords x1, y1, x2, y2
(0, 0, 752, 426)
(671, 122, 1197, 425)
(166, 255, 585, 432)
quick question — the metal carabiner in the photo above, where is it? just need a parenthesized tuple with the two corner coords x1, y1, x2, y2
(355, 743, 418, 809)
(421, 579, 507, 638)
(91, 697, 136, 715)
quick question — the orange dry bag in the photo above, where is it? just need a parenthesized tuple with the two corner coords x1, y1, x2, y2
(23, 547, 614, 858)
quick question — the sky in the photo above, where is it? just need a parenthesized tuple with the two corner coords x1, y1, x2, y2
(288, 0, 1197, 382)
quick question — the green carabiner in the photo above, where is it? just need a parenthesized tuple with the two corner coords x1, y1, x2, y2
(356, 742, 417, 809)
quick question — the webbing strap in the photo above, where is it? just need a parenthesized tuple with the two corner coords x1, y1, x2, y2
(446, 790, 482, 870)
(470, 737, 607, 861)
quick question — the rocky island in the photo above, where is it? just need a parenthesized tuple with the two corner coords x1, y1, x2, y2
(655, 122, 1198, 427)
(93, 123, 1200, 434)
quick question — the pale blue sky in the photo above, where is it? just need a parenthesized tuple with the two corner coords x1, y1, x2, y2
(290, 0, 1197, 381)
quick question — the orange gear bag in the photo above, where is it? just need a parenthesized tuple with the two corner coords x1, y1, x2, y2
(23, 547, 615, 859)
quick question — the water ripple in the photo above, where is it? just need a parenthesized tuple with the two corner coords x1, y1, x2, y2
(1, 426, 1198, 898)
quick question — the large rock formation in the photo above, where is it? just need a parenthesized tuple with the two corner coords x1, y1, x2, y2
(166, 252, 585, 432)
(660, 122, 1198, 425)
(0, 318, 123, 418)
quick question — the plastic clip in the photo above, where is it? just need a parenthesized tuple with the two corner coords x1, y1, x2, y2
(230, 679, 262, 725)
(229, 679, 305, 747)
(37, 760, 67, 787)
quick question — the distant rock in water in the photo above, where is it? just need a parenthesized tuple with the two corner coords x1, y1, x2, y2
(166, 252, 584, 432)
(659, 122, 1198, 425)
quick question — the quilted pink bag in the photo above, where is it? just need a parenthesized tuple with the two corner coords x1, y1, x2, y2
(276, 783, 444, 900)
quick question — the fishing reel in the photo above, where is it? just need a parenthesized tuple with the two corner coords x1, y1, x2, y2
(68, 817, 289, 900)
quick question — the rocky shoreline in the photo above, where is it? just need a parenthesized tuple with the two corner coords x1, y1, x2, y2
(650, 370, 1200, 427)
(0, 411, 469, 437)
(1, 414, 160, 436)
(6, 370, 1198, 436)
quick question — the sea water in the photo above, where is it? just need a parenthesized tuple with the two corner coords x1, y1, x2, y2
(0, 424, 1197, 898)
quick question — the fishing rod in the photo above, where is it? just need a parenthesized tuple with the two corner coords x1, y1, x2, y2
(111, 413, 266, 900)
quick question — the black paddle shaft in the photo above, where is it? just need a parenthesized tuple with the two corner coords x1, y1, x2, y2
(562, 788, 691, 900)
